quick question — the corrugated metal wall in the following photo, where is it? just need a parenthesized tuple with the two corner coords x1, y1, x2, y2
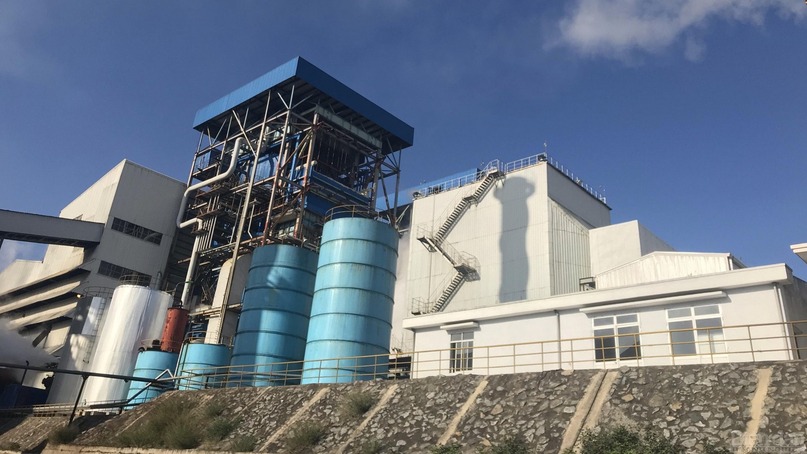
(549, 199, 591, 296)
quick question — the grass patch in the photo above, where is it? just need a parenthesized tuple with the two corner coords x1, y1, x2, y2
(286, 421, 326, 453)
(113, 397, 242, 449)
(0, 441, 21, 450)
(48, 424, 80, 445)
(561, 425, 735, 454)
(430, 443, 462, 454)
(229, 435, 257, 452)
(204, 400, 227, 418)
(207, 416, 239, 442)
(340, 391, 377, 419)
(489, 434, 530, 454)
(356, 439, 385, 454)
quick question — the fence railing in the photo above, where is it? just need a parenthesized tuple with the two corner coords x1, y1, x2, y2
(410, 153, 607, 204)
(170, 320, 806, 389)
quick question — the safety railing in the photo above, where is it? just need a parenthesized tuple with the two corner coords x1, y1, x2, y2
(410, 152, 607, 204)
(169, 320, 806, 389)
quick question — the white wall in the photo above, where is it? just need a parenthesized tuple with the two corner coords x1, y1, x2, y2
(405, 163, 612, 315)
(408, 268, 794, 378)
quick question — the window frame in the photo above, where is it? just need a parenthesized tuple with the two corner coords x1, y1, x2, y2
(110, 217, 163, 245)
(449, 330, 474, 373)
(592, 313, 642, 363)
(666, 304, 725, 357)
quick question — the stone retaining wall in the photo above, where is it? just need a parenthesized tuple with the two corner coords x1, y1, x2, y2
(2, 361, 804, 453)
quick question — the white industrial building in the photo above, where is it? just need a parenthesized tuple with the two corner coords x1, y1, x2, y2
(0, 160, 186, 401)
(392, 153, 807, 377)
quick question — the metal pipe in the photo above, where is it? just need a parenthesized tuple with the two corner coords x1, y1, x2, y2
(261, 102, 293, 244)
(68, 374, 89, 425)
(176, 137, 243, 230)
(216, 125, 265, 344)
(177, 137, 244, 306)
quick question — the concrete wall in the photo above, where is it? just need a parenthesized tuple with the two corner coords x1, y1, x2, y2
(22, 361, 806, 453)
(408, 276, 796, 378)
(405, 163, 610, 315)
(589, 220, 674, 277)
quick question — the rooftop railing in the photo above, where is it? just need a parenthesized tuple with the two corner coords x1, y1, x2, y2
(411, 153, 607, 204)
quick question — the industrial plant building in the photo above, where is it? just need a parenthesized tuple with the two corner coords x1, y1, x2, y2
(0, 57, 805, 408)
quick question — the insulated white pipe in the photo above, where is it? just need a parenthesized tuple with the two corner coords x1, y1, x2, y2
(177, 137, 243, 306)
(176, 137, 243, 229)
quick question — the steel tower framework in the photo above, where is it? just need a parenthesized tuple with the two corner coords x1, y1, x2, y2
(177, 57, 414, 314)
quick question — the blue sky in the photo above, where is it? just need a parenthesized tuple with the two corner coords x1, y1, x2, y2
(1, 0, 805, 276)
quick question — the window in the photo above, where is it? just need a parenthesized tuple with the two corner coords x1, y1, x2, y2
(667, 305, 724, 356)
(98, 260, 151, 285)
(111, 217, 163, 245)
(449, 331, 474, 372)
(593, 314, 641, 362)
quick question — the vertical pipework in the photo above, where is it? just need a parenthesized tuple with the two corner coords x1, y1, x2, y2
(302, 217, 399, 384)
(177, 137, 244, 307)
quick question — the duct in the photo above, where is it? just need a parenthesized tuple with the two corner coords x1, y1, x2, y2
(176, 137, 243, 306)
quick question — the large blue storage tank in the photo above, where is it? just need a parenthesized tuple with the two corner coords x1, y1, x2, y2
(229, 245, 318, 386)
(302, 217, 398, 384)
(176, 343, 231, 390)
(126, 350, 178, 405)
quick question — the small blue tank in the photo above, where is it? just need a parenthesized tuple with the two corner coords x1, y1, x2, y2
(302, 217, 398, 384)
(229, 244, 318, 386)
(126, 350, 178, 405)
(176, 343, 231, 390)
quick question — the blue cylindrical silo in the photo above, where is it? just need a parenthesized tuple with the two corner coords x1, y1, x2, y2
(229, 244, 318, 386)
(176, 343, 231, 390)
(302, 217, 398, 384)
(126, 350, 178, 406)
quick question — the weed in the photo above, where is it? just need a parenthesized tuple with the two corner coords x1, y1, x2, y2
(207, 416, 239, 442)
(286, 421, 326, 453)
(0, 441, 22, 450)
(356, 439, 385, 454)
(489, 434, 529, 454)
(562, 425, 684, 454)
(163, 418, 201, 449)
(431, 443, 462, 454)
(340, 391, 377, 419)
(204, 400, 227, 418)
(48, 424, 80, 445)
(230, 435, 257, 452)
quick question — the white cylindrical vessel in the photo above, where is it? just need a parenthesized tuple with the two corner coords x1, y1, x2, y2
(82, 285, 171, 404)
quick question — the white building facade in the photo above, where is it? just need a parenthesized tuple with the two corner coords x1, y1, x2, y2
(394, 154, 807, 377)
(0, 160, 185, 400)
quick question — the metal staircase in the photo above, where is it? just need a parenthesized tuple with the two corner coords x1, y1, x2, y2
(430, 168, 503, 245)
(411, 168, 503, 314)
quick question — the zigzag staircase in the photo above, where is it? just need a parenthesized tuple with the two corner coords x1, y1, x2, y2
(412, 165, 503, 314)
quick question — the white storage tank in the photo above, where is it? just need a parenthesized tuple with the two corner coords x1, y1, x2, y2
(82, 285, 171, 404)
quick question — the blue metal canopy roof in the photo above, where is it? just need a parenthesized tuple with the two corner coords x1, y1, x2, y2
(193, 57, 414, 149)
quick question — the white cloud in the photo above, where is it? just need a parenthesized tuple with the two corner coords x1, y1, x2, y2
(0, 240, 45, 273)
(552, 0, 806, 61)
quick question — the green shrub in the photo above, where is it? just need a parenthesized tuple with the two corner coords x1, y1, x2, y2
(207, 416, 239, 441)
(490, 434, 530, 454)
(48, 424, 81, 445)
(286, 421, 326, 453)
(114, 398, 202, 448)
(230, 435, 257, 452)
(430, 443, 462, 454)
(0, 441, 22, 450)
(563, 425, 683, 454)
(356, 439, 385, 454)
(204, 400, 227, 418)
(340, 391, 377, 419)
(163, 418, 201, 449)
